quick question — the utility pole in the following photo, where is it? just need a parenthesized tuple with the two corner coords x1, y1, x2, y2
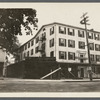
(80, 12, 93, 81)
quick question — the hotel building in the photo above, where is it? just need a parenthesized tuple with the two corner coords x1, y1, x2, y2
(17, 22, 100, 79)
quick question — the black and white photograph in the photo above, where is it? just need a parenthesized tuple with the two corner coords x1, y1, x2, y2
(0, 3, 100, 96)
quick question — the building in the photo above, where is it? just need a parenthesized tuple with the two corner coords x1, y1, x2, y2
(0, 46, 6, 77)
(17, 22, 100, 79)
(0, 46, 15, 77)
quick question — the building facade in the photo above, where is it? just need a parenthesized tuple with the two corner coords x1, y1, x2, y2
(18, 22, 100, 79)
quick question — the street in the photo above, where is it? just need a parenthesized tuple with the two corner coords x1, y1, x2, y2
(0, 78, 100, 92)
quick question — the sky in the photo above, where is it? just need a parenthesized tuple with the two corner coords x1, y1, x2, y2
(0, 3, 100, 45)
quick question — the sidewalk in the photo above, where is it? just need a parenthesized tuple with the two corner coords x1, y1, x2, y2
(1, 77, 100, 82)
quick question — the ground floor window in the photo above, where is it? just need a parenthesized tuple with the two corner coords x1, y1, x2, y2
(90, 54, 94, 61)
(59, 51, 66, 59)
(68, 52, 75, 60)
(96, 55, 100, 62)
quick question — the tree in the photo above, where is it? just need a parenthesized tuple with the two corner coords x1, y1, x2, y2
(0, 9, 38, 53)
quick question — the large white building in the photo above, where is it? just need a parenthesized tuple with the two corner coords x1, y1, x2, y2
(17, 22, 100, 79)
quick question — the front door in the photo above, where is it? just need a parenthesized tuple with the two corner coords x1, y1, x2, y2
(80, 68, 84, 77)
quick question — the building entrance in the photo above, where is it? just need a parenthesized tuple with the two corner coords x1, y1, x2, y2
(80, 68, 84, 77)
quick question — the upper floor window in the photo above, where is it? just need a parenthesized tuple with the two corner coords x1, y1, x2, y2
(68, 40, 75, 48)
(96, 55, 100, 62)
(50, 26, 54, 35)
(59, 51, 66, 59)
(31, 49, 33, 55)
(31, 40, 34, 46)
(41, 43, 45, 51)
(36, 37, 39, 44)
(89, 43, 94, 50)
(68, 28, 75, 36)
(95, 44, 100, 51)
(94, 34, 99, 40)
(59, 38, 66, 47)
(90, 54, 94, 61)
(68, 52, 75, 60)
(27, 51, 29, 57)
(43, 28, 46, 31)
(78, 30, 84, 38)
(80, 54, 84, 63)
(50, 38, 54, 47)
(59, 26, 66, 34)
(28, 42, 30, 48)
(25, 44, 27, 50)
(24, 53, 26, 58)
(42, 32, 46, 41)
(88, 32, 93, 39)
(50, 51, 54, 57)
(35, 46, 39, 53)
(79, 41, 85, 49)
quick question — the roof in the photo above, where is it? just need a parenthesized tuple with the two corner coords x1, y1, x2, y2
(19, 22, 100, 49)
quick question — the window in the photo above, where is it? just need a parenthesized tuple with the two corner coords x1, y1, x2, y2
(90, 54, 94, 61)
(95, 44, 100, 51)
(59, 51, 66, 59)
(28, 42, 30, 48)
(27, 51, 29, 57)
(42, 43, 45, 51)
(79, 41, 85, 49)
(89, 43, 94, 50)
(31, 40, 34, 46)
(80, 54, 84, 63)
(50, 27, 54, 35)
(36, 37, 39, 44)
(50, 38, 54, 47)
(25, 44, 27, 50)
(88, 32, 93, 39)
(24, 53, 26, 58)
(59, 26, 66, 34)
(68, 52, 75, 60)
(31, 49, 33, 55)
(94, 34, 99, 40)
(68, 40, 75, 48)
(68, 28, 75, 36)
(59, 38, 66, 47)
(43, 28, 45, 31)
(78, 30, 84, 38)
(96, 55, 100, 62)
(50, 51, 54, 57)
(42, 32, 46, 41)
(35, 46, 39, 53)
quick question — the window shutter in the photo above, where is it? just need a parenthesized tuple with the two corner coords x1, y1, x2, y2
(65, 39, 66, 46)
(68, 52, 70, 60)
(64, 27, 66, 34)
(83, 31, 84, 37)
(74, 53, 75, 60)
(65, 52, 66, 59)
(73, 29, 75, 36)
(53, 26, 54, 33)
(68, 28, 69, 34)
(59, 26, 61, 33)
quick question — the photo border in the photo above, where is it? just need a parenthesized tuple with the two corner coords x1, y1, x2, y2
(0, 1, 100, 99)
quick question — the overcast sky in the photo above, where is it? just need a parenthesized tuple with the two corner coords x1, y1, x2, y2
(0, 3, 100, 45)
